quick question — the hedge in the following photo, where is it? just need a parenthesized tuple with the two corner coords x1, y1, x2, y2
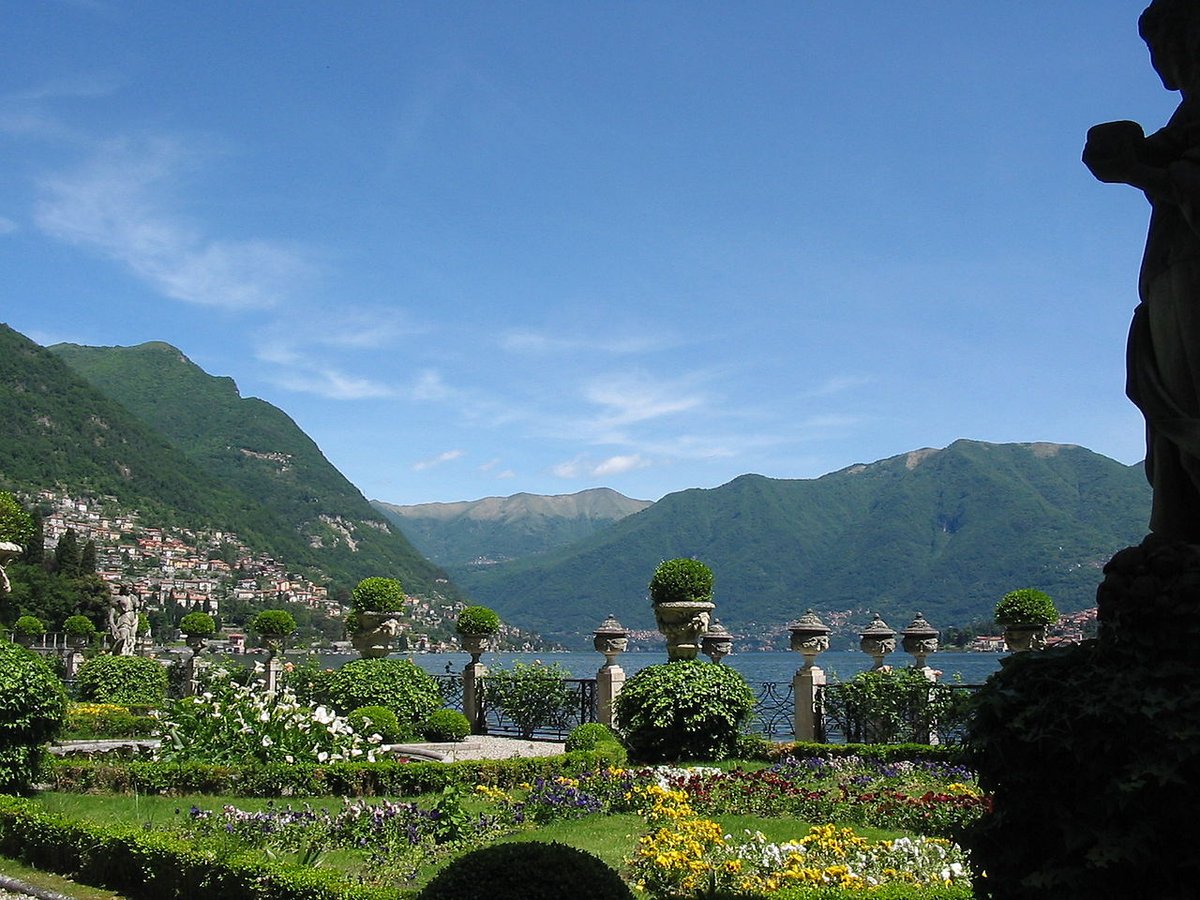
(0, 795, 402, 899)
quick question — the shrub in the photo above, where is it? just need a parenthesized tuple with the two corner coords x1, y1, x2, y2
(455, 605, 500, 635)
(178, 611, 216, 638)
(483, 661, 573, 739)
(615, 660, 755, 763)
(347, 705, 403, 743)
(281, 656, 335, 706)
(75, 654, 168, 706)
(0, 638, 67, 791)
(648, 557, 714, 605)
(62, 615, 97, 640)
(11, 615, 44, 638)
(564, 722, 620, 752)
(994, 588, 1058, 626)
(417, 841, 634, 900)
(823, 667, 956, 745)
(350, 576, 406, 612)
(423, 709, 470, 742)
(324, 658, 442, 731)
(250, 609, 297, 638)
(0, 492, 33, 546)
(64, 703, 156, 740)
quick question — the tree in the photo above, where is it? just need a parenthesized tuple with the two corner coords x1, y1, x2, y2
(23, 509, 44, 567)
(0, 492, 34, 546)
(53, 528, 81, 577)
(80, 539, 97, 575)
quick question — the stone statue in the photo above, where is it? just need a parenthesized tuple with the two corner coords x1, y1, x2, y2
(107, 592, 139, 656)
(1084, 0, 1200, 542)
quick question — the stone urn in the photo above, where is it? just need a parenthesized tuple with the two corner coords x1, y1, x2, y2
(185, 633, 208, 656)
(1003, 624, 1047, 653)
(593, 614, 629, 668)
(351, 611, 401, 659)
(459, 631, 492, 664)
(789, 609, 831, 669)
(654, 600, 715, 661)
(859, 613, 896, 669)
(701, 618, 734, 663)
(901, 612, 939, 668)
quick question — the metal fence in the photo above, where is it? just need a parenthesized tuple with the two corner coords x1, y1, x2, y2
(436, 675, 598, 740)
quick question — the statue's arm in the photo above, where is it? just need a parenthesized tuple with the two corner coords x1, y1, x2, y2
(1084, 120, 1173, 196)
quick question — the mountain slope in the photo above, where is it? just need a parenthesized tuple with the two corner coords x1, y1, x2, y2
(49, 339, 456, 596)
(456, 441, 1150, 639)
(372, 488, 653, 566)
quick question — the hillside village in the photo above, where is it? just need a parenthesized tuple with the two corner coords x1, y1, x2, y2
(23, 487, 541, 651)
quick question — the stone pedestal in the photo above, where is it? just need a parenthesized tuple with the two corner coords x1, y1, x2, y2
(597, 664, 625, 729)
(265, 655, 284, 694)
(793, 664, 826, 742)
(463, 661, 487, 734)
(64, 648, 86, 680)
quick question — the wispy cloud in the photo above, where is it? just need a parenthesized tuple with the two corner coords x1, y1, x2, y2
(582, 371, 706, 429)
(553, 453, 652, 479)
(0, 216, 16, 235)
(413, 449, 465, 471)
(268, 367, 396, 400)
(34, 136, 314, 309)
(806, 375, 871, 397)
(499, 327, 668, 356)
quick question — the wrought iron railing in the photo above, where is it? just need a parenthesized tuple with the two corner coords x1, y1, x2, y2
(748, 680, 795, 739)
(817, 682, 981, 746)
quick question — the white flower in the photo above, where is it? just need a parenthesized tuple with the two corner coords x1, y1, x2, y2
(317, 751, 328, 762)
(313, 706, 335, 725)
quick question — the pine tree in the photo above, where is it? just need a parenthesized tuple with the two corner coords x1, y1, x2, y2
(23, 510, 45, 567)
(80, 539, 97, 575)
(53, 528, 81, 577)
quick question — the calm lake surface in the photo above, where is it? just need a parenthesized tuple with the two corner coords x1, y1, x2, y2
(309, 649, 1006, 685)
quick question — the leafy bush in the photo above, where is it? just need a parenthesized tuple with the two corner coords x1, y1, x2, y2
(615, 660, 755, 762)
(0, 639, 67, 791)
(565, 722, 620, 752)
(281, 656, 335, 706)
(484, 661, 573, 739)
(11, 615, 44, 639)
(455, 605, 500, 635)
(823, 667, 957, 745)
(178, 611, 216, 638)
(423, 709, 470, 742)
(994, 587, 1058, 626)
(418, 841, 634, 900)
(75, 654, 168, 706)
(0, 492, 33, 546)
(351, 576, 406, 612)
(648, 557, 714, 605)
(250, 609, 297, 638)
(62, 615, 96, 639)
(64, 703, 156, 739)
(348, 705, 403, 743)
(324, 658, 443, 731)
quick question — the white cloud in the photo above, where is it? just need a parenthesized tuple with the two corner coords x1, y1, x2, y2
(583, 372, 705, 428)
(413, 449, 465, 471)
(593, 454, 650, 476)
(411, 369, 454, 402)
(552, 453, 651, 479)
(806, 375, 871, 397)
(499, 327, 667, 356)
(34, 136, 313, 309)
(0, 216, 16, 235)
(269, 367, 396, 400)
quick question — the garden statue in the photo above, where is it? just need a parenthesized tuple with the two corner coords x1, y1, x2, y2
(1084, 0, 1200, 542)
(107, 592, 139, 656)
(0, 541, 20, 595)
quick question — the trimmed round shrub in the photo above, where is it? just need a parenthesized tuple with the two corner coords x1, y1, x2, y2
(75, 654, 168, 706)
(417, 841, 634, 900)
(648, 557, 714, 605)
(178, 611, 216, 638)
(323, 658, 442, 731)
(615, 659, 755, 763)
(565, 722, 620, 752)
(12, 615, 44, 639)
(62, 615, 97, 640)
(351, 576, 406, 612)
(347, 705, 403, 743)
(250, 609, 297, 637)
(455, 605, 500, 635)
(423, 708, 470, 742)
(0, 638, 67, 792)
(995, 588, 1058, 626)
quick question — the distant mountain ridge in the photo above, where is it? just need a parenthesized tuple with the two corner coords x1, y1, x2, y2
(451, 441, 1150, 641)
(40, 336, 457, 597)
(373, 488, 652, 565)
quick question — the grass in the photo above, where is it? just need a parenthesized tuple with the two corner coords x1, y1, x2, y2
(0, 853, 128, 899)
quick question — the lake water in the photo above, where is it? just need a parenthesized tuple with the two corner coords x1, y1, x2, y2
(309, 649, 1007, 685)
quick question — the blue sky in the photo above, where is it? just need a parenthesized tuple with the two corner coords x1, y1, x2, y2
(0, 1, 1175, 505)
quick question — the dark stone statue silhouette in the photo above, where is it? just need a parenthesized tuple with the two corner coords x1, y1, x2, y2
(1084, 0, 1200, 542)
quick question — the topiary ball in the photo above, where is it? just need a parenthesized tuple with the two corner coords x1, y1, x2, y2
(75, 654, 168, 706)
(418, 841, 634, 900)
(347, 705, 404, 743)
(324, 658, 442, 729)
(422, 708, 471, 742)
(565, 722, 620, 752)
(0, 639, 67, 792)
(615, 659, 755, 763)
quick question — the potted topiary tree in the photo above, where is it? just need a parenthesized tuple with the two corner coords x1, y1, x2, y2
(455, 605, 500, 662)
(250, 609, 297, 657)
(348, 576, 406, 659)
(995, 588, 1059, 652)
(62, 614, 97, 649)
(179, 611, 216, 654)
(649, 558, 715, 661)
(12, 615, 44, 648)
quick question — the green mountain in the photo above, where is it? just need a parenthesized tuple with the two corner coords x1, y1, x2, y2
(372, 488, 653, 567)
(455, 441, 1150, 640)
(40, 336, 456, 597)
